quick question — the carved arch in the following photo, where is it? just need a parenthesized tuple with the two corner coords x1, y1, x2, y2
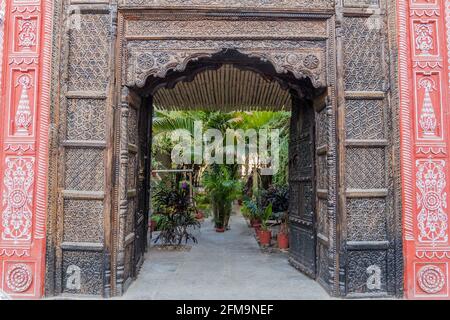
(128, 50, 323, 101)
(125, 41, 327, 91)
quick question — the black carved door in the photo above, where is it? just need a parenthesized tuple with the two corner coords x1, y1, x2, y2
(133, 98, 152, 274)
(288, 96, 316, 278)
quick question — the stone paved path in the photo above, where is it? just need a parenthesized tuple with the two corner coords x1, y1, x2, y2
(122, 212, 331, 300)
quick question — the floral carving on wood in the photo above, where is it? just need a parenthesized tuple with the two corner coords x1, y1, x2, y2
(126, 40, 326, 88)
(119, 0, 334, 9)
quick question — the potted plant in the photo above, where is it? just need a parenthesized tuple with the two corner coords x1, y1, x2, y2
(195, 211, 204, 220)
(149, 215, 158, 232)
(203, 165, 241, 232)
(151, 179, 201, 245)
(259, 203, 273, 246)
(242, 198, 262, 229)
(277, 212, 289, 250)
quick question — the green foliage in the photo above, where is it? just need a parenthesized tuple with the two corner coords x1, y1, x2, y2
(260, 185, 289, 214)
(202, 165, 242, 228)
(261, 203, 273, 231)
(273, 133, 289, 186)
(151, 109, 292, 228)
(242, 197, 273, 231)
(151, 179, 200, 245)
(242, 198, 259, 220)
(194, 191, 212, 217)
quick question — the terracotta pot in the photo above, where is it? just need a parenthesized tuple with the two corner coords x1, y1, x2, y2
(259, 230, 272, 246)
(149, 220, 157, 232)
(216, 227, 225, 233)
(277, 232, 289, 249)
(251, 219, 261, 228)
(195, 212, 204, 220)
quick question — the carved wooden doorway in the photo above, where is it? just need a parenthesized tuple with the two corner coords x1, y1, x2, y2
(47, 2, 403, 299)
(120, 50, 331, 294)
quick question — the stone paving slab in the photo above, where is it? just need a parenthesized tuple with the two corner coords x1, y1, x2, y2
(122, 213, 331, 300)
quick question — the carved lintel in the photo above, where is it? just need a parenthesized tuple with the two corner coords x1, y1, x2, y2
(126, 40, 326, 88)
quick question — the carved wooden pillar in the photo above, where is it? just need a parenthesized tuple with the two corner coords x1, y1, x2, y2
(337, 0, 400, 297)
(0, 0, 53, 299)
(47, 1, 117, 297)
(398, 0, 450, 299)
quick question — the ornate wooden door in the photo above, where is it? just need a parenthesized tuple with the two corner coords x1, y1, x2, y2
(288, 96, 316, 278)
(121, 92, 151, 288)
(133, 99, 151, 273)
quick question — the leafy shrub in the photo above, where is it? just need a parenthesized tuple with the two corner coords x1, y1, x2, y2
(260, 185, 289, 215)
(152, 180, 200, 245)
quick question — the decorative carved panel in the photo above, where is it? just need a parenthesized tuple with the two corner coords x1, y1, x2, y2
(67, 14, 110, 92)
(65, 148, 105, 192)
(341, 0, 398, 299)
(347, 199, 387, 241)
(48, 5, 113, 298)
(345, 148, 386, 190)
(62, 251, 103, 296)
(347, 251, 387, 295)
(0, 0, 53, 299)
(63, 200, 104, 243)
(398, 0, 450, 299)
(66, 99, 106, 141)
(343, 17, 385, 91)
(345, 100, 385, 140)
(126, 40, 327, 88)
(119, 0, 335, 10)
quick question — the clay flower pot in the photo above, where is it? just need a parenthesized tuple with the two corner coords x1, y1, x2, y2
(251, 218, 261, 228)
(149, 219, 157, 232)
(216, 227, 225, 233)
(277, 232, 289, 249)
(195, 211, 204, 220)
(259, 230, 272, 246)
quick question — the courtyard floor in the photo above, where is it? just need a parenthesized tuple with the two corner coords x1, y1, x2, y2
(122, 212, 331, 300)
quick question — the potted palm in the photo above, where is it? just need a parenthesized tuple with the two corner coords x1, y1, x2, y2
(259, 203, 273, 246)
(202, 165, 241, 232)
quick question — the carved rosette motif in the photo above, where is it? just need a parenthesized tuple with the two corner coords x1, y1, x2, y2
(417, 265, 446, 294)
(6, 263, 32, 293)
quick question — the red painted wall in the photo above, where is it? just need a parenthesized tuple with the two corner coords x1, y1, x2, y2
(398, 0, 450, 299)
(0, 0, 52, 299)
